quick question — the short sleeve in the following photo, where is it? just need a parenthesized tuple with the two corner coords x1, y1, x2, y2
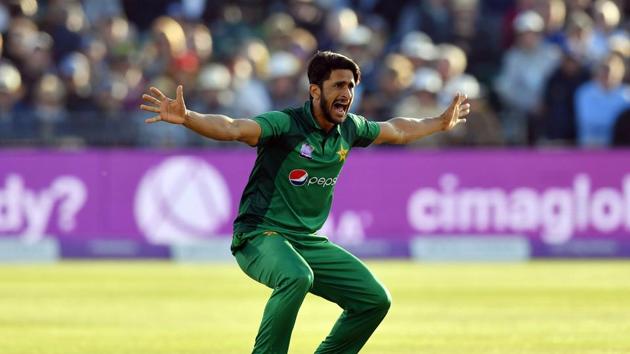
(348, 114, 381, 148)
(253, 111, 291, 145)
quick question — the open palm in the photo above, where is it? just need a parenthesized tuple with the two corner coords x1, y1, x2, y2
(140, 85, 187, 124)
(441, 93, 471, 131)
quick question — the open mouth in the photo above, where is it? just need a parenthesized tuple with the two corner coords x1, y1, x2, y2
(332, 101, 348, 116)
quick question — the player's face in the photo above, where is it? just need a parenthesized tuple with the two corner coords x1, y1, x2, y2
(319, 69, 355, 125)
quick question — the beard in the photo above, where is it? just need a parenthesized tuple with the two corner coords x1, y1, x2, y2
(319, 86, 339, 125)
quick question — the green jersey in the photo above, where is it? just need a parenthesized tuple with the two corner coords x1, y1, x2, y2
(232, 101, 380, 250)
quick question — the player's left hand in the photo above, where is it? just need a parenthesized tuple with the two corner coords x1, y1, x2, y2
(140, 85, 187, 125)
(440, 92, 470, 131)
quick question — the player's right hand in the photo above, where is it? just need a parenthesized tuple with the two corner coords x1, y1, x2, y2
(140, 85, 187, 124)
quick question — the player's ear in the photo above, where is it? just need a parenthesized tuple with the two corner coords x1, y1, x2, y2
(309, 84, 321, 101)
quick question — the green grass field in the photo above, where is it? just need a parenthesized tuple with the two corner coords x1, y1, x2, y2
(1, 261, 629, 354)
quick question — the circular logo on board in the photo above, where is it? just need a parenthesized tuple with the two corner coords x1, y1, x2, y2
(134, 156, 231, 244)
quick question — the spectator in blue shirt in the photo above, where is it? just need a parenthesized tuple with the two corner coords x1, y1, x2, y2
(575, 53, 630, 147)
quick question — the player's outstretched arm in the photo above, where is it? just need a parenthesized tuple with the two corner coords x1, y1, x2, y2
(140, 85, 261, 146)
(373, 93, 470, 145)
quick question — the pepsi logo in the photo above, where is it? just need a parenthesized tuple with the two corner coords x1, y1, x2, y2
(289, 169, 308, 186)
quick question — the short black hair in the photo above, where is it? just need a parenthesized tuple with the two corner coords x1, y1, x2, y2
(307, 51, 361, 86)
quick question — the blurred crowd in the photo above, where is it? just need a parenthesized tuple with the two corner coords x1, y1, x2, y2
(0, 0, 629, 148)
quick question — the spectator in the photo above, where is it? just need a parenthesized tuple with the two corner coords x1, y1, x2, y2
(442, 75, 504, 146)
(495, 10, 561, 145)
(399, 31, 438, 71)
(188, 63, 236, 146)
(588, 0, 626, 62)
(318, 8, 358, 50)
(266, 51, 302, 110)
(140, 16, 186, 79)
(395, 67, 444, 119)
(397, 0, 455, 44)
(394, 68, 444, 147)
(501, 0, 539, 50)
(263, 13, 296, 53)
(537, 0, 568, 46)
(40, 0, 86, 62)
(21, 32, 55, 93)
(562, 11, 596, 65)
(435, 44, 469, 107)
(0, 62, 27, 143)
(58, 52, 93, 112)
(3, 16, 38, 66)
(288, 27, 318, 61)
(609, 34, 630, 82)
(540, 47, 591, 145)
(26, 73, 69, 145)
(189, 63, 235, 117)
(575, 53, 630, 147)
(338, 25, 375, 108)
(185, 22, 213, 64)
(361, 53, 413, 121)
(81, 35, 109, 91)
(231, 39, 272, 117)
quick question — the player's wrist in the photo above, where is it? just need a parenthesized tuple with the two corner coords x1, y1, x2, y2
(183, 109, 193, 126)
(433, 115, 448, 132)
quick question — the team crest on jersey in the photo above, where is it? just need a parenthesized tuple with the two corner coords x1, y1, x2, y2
(299, 143, 314, 159)
(337, 145, 348, 162)
(289, 169, 309, 186)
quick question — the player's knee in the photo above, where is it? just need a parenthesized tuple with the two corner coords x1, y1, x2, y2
(364, 283, 391, 316)
(373, 286, 392, 314)
(282, 269, 314, 293)
(346, 282, 392, 315)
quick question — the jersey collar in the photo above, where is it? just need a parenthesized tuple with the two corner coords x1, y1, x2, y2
(304, 101, 341, 135)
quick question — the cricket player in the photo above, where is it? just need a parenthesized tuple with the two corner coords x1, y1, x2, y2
(140, 51, 470, 353)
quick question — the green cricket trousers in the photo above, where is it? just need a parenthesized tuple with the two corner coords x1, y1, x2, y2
(234, 232, 391, 354)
